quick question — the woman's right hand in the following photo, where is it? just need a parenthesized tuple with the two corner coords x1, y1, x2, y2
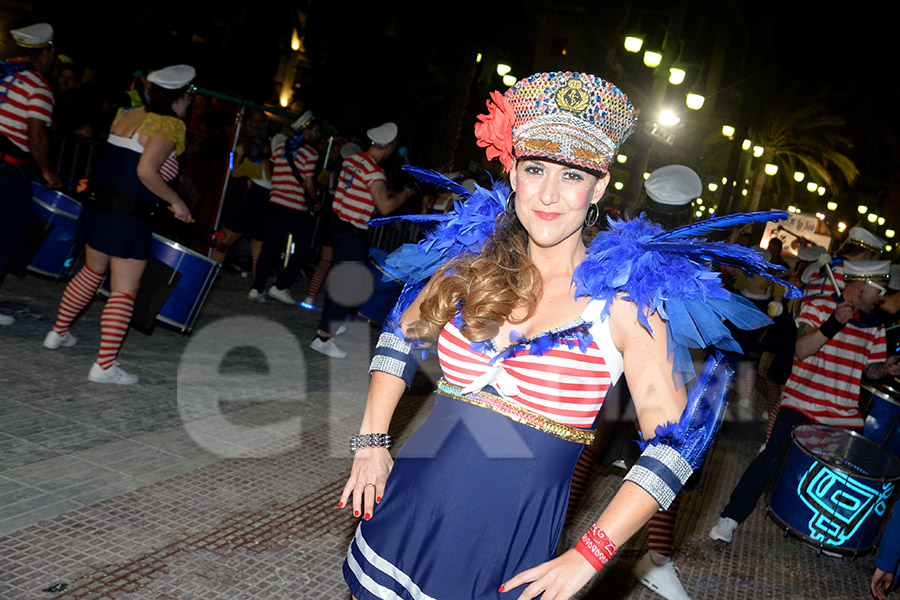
(170, 198, 192, 223)
(340, 447, 393, 521)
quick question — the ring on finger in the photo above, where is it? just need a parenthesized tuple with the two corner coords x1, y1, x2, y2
(365, 482, 376, 489)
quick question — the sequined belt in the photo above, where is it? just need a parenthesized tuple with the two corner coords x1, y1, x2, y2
(436, 378, 595, 445)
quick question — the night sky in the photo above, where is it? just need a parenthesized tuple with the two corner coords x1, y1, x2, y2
(6, 1, 898, 213)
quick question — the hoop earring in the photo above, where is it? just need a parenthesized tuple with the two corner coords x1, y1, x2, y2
(584, 203, 600, 227)
(506, 191, 516, 215)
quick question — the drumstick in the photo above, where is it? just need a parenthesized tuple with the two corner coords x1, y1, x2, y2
(823, 262, 842, 300)
(165, 206, 225, 242)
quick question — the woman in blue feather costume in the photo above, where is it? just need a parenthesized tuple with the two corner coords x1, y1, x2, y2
(340, 71, 795, 600)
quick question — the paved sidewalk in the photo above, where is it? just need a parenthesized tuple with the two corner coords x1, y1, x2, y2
(0, 268, 883, 599)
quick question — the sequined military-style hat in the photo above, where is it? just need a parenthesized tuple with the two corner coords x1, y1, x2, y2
(844, 259, 891, 282)
(475, 71, 637, 174)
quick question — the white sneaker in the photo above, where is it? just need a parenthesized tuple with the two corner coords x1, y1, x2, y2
(0, 312, 14, 326)
(633, 552, 693, 600)
(267, 285, 296, 305)
(43, 330, 78, 349)
(247, 289, 266, 303)
(88, 362, 138, 385)
(310, 337, 346, 359)
(709, 516, 738, 543)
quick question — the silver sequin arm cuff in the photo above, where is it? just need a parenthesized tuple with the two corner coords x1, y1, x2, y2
(623, 443, 693, 510)
(369, 331, 420, 387)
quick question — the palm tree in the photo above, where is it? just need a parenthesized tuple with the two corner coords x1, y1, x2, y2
(745, 88, 858, 213)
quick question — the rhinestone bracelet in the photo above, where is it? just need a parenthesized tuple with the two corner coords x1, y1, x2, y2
(350, 433, 393, 455)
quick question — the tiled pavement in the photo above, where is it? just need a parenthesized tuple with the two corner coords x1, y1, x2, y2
(0, 267, 883, 599)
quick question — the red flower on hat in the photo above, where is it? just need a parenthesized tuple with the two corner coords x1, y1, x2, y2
(474, 91, 515, 173)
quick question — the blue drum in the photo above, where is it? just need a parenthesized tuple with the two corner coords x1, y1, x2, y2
(767, 423, 900, 555)
(151, 234, 220, 333)
(28, 183, 82, 278)
(864, 382, 900, 459)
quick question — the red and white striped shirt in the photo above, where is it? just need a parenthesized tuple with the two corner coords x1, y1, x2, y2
(804, 261, 844, 299)
(437, 300, 624, 428)
(332, 152, 386, 229)
(0, 60, 54, 153)
(781, 294, 886, 428)
(269, 142, 318, 212)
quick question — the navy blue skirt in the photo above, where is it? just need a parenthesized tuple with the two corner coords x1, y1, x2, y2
(344, 392, 588, 600)
(75, 206, 152, 260)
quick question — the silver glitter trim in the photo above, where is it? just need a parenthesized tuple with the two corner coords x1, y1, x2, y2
(376, 331, 412, 353)
(624, 465, 676, 510)
(644, 444, 694, 485)
(369, 355, 408, 379)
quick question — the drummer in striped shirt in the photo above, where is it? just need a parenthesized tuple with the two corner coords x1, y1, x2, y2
(710, 259, 900, 544)
(248, 111, 321, 305)
(0, 23, 61, 326)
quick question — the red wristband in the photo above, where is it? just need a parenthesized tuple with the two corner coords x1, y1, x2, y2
(574, 525, 618, 572)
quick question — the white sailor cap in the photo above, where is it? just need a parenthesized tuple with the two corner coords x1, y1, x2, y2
(889, 264, 900, 291)
(644, 165, 702, 206)
(270, 133, 287, 155)
(11, 23, 53, 48)
(339, 142, 362, 160)
(846, 227, 886, 252)
(147, 65, 196, 90)
(291, 110, 314, 131)
(844, 259, 891, 281)
(797, 245, 828, 262)
(367, 122, 398, 146)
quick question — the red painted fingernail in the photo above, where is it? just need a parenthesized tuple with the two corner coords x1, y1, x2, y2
(376, 496, 382, 503)
(354, 510, 359, 517)
(498, 585, 505, 592)
(339, 501, 344, 509)
(365, 512, 371, 520)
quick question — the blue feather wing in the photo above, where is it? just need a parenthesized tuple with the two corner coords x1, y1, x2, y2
(653, 211, 791, 241)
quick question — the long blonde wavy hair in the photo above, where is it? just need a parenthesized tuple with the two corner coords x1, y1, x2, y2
(406, 208, 542, 344)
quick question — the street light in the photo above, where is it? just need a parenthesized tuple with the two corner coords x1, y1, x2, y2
(742, 139, 752, 151)
(669, 67, 686, 85)
(752, 145, 764, 157)
(624, 37, 644, 52)
(475, 53, 482, 63)
(817, 187, 825, 196)
(867, 213, 877, 223)
(496, 64, 511, 76)
(838, 222, 847, 232)
(502, 75, 517, 86)
(788, 205, 798, 213)
(643, 50, 662, 68)
(816, 212, 826, 220)
(614, 181, 624, 190)
(722, 125, 735, 137)
(764, 164, 778, 176)
(886, 229, 895, 238)
(708, 182, 718, 192)
(858, 204, 868, 214)
(794, 171, 805, 182)
(827, 201, 838, 210)
(659, 109, 680, 126)
(685, 93, 704, 110)
(617, 154, 628, 164)
(879, 217, 885, 225)
(807, 182, 818, 192)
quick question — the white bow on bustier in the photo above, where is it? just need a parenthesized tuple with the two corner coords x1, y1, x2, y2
(460, 363, 520, 398)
